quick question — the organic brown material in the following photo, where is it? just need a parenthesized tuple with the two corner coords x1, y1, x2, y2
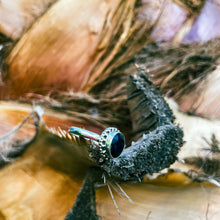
(0, 101, 219, 220)
(0, 103, 93, 219)
(0, 1, 220, 219)
(2, 0, 153, 98)
(0, 0, 209, 99)
(96, 174, 220, 220)
(0, 133, 89, 220)
(134, 41, 220, 116)
(0, 66, 184, 219)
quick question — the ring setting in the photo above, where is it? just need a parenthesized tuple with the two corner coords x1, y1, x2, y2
(68, 126, 125, 160)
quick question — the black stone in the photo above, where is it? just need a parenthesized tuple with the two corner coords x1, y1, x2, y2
(110, 133, 125, 158)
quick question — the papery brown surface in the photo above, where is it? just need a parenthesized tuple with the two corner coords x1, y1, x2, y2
(0, 103, 92, 220)
(96, 175, 220, 220)
(2, 0, 154, 97)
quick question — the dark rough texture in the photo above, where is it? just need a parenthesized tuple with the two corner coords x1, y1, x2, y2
(177, 0, 206, 12)
(0, 33, 13, 84)
(65, 168, 101, 220)
(102, 72, 183, 181)
(103, 124, 182, 181)
(127, 71, 174, 133)
(134, 42, 217, 101)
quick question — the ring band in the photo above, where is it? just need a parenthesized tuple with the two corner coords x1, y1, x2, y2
(68, 127, 125, 158)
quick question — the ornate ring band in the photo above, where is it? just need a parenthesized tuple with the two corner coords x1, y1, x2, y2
(68, 127, 125, 158)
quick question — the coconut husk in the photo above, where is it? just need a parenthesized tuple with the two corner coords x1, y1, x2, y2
(133, 40, 220, 117)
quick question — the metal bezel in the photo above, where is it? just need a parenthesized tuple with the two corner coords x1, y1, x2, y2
(98, 127, 125, 158)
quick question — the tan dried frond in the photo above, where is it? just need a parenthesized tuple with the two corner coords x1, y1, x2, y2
(82, 0, 155, 92)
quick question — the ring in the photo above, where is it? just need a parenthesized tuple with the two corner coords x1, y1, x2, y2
(68, 127, 125, 158)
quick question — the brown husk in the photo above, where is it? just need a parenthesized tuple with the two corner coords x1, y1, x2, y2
(133, 40, 220, 117)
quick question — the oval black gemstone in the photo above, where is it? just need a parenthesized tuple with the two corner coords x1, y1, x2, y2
(110, 133, 125, 158)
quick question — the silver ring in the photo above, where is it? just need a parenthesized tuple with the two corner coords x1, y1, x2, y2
(68, 126, 125, 158)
